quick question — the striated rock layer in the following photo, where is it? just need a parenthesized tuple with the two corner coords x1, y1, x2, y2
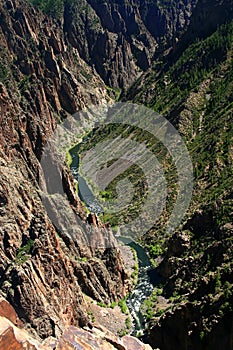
(0, 0, 131, 340)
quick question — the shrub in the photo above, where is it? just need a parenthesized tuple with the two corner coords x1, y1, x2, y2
(118, 299, 128, 314)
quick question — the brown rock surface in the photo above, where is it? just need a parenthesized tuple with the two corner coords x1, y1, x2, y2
(122, 335, 153, 350)
(0, 297, 22, 328)
(0, 0, 131, 339)
(0, 316, 47, 350)
(0, 304, 154, 350)
(56, 325, 153, 350)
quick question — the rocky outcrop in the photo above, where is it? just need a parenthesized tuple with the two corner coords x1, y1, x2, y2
(0, 298, 153, 350)
(123, 0, 233, 103)
(0, 316, 47, 350)
(57, 325, 153, 350)
(142, 209, 233, 350)
(0, 297, 22, 327)
(172, 0, 233, 60)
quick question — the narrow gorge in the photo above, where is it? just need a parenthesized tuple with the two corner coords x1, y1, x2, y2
(0, 0, 232, 349)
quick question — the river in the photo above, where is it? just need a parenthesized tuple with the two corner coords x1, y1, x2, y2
(119, 237, 159, 336)
(69, 144, 159, 336)
(69, 144, 103, 214)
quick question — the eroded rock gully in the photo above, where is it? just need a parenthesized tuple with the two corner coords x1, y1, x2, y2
(64, 0, 198, 88)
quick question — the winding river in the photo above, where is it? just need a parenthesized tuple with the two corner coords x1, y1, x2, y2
(69, 144, 159, 335)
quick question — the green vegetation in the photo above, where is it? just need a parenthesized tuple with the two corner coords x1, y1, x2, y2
(57, 15, 233, 340)
(63, 24, 233, 341)
(141, 298, 155, 320)
(18, 75, 31, 93)
(29, 0, 75, 17)
(125, 317, 131, 329)
(157, 0, 176, 9)
(97, 301, 108, 308)
(0, 62, 8, 83)
(118, 298, 129, 314)
(77, 121, 177, 231)
(68, 29, 232, 343)
(117, 328, 128, 337)
(15, 239, 34, 265)
(125, 19, 233, 248)
(110, 301, 117, 309)
(140, 288, 163, 321)
(87, 310, 95, 323)
(142, 21, 233, 115)
(78, 257, 88, 262)
(106, 85, 122, 101)
(131, 262, 139, 285)
(96, 300, 123, 310)
(146, 243, 163, 258)
(65, 149, 73, 168)
(0, 49, 15, 87)
(130, 247, 139, 284)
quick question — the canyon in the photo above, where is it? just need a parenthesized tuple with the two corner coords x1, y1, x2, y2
(0, 0, 232, 349)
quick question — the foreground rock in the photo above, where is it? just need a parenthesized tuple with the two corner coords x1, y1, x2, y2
(0, 298, 153, 350)
(57, 325, 153, 350)
(0, 317, 47, 350)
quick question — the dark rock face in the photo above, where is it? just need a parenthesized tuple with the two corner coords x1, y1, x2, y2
(145, 302, 233, 350)
(172, 0, 233, 59)
(64, 0, 197, 88)
(150, 221, 233, 349)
